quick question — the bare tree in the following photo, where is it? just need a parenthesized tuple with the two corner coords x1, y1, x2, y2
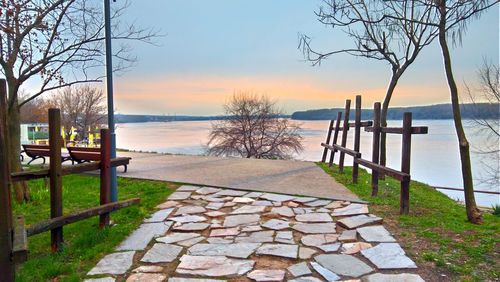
(19, 93, 49, 124)
(46, 85, 106, 143)
(0, 0, 157, 202)
(207, 92, 303, 159)
(299, 0, 437, 169)
(464, 60, 499, 186)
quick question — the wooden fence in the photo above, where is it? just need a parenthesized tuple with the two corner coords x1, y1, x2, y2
(0, 79, 139, 281)
(321, 95, 428, 214)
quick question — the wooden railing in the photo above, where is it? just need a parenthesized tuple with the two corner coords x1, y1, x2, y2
(0, 79, 138, 281)
(320, 95, 428, 214)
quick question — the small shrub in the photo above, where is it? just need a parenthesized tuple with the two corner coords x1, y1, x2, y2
(492, 204, 500, 216)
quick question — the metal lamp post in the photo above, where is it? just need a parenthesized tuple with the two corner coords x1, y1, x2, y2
(104, 0, 118, 202)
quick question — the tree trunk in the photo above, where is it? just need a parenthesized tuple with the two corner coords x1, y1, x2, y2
(6, 83, 30, 202)
(437, 1, 482, 224)
(380, 72, 400, 171)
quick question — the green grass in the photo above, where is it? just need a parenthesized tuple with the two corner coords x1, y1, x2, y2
(13, 174, 176, 282)
(318, 163, 500, 281)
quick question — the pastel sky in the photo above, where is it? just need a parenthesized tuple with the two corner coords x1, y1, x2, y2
(30, 0, 500, 115)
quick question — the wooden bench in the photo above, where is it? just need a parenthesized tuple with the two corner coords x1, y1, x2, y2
(21, 144, 73, 165)
(67, 147, 129, 172)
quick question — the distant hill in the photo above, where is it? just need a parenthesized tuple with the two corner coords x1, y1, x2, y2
(291, 103, 499, 120)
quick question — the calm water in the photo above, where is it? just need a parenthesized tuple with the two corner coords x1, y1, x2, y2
(116, 119, 499, 207)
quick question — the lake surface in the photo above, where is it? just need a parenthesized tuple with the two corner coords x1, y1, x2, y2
(116, 119, 499, 207)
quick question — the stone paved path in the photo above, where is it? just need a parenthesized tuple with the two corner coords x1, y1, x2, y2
(84, 185, 424, 282)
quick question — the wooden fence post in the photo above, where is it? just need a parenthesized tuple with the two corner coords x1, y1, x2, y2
(100, 129, 111, 228)
(49, 109, 63, 252)
(0, 79, 15, 281)
(321, 120, 334, 163)
(371, 102, 381, 196)
(400, 112, 412, 214)
(352, 95, 362, 183)
(338, 99, 351, 172)
(328, 112, 342, 167)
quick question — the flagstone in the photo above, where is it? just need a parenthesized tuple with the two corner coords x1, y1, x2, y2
(361, 243, 417, 269)
(315, 208, 330, 213)
(206, 202, 225, 210)
(324, 201, 344, 209)
(169, 215, 207, 223)
(292, 223, 336, 234)
(231, 205, 266, 214)
(144, 208, 174, 223)
(210, 227, 240, 237)
(157, 232, 200, 244)
(318, 243, 341, 252)
(141, 243, 183, 263)
(315, 254, 373, 278)
(84, 278, 115, 282)
(332, 204, 369, 217)
(262, 219, 290, 230)
(205, 197, 226, 203)
(88, 251, 135, 275)
(288, 262, 311, 277)
(287, 201, 300, 207)
(207, 237, 234, 244)
(214, 189, 248, 197)
(168, 192, 192, 200)
(233, 197, 255, 203)
(338, 230, 357, 242)
(223, 202, 237, 207)
(196, 187, 222, 195)
(304, 199, 331, 207)
(117, 222, 172, 251)
(270, 206, 295, 217)
(125, 273, 166, 282)
(244, 192, 264, 198)
(133, 266, 164, 273)
(224, 214, 260, 227)
(357, 226, 396, 242)
(188, 243, 261, 258)
(177, 236, 206, 247)
(177, 185, 200, 191)
(341, 242, 372, 255)
(298, 247, 317, 259)
(337, 215, 382, 229)
(275, 231, 295, 244)
(242, 225, 263, 232)
(293, 208, 315, 215)
(301, 234, 338, 247)
(310, 262, 340, 281)
(176, 255, 255, 277)
(236, 231, 274, 243)
(156, 200, 180, 209)
(361, 273, 424, 282)
(175, 206, 207, 215)
(252, 200, 273, 206)
(247, 269, 285, 281)
(205, 211, 226, 217)
(296, 213, 333, 223)
(169, 279, 226, 282)
(292, 197, 318, 203)
(256, 243, 298, 259)
(260, 193, 296, 202)
(173, 222, 210, 231)
(289, 276, 323, 282)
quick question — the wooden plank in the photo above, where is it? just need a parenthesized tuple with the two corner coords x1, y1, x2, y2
(371, 102, 381, 196)
(365, 126, 428, 134)
(12, 215, 28, 264)
(339, 100, 351, 172)
(27, 199, 141, 237)
(328, 112, 342, 167)
(433, 186, 500, 195)
(11, 157, 131, 182)
(0, 79, 15, 281)
(321, 120, 335, 163)
(400, 112, 412, 215)
(322, 143, 361, 158)
(355, 158, 410, 181)
(49, 108, 64, 252)
(100, 129, 111, 228)
(337, 121, 373, 130)
(352, 95, 362, 184)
